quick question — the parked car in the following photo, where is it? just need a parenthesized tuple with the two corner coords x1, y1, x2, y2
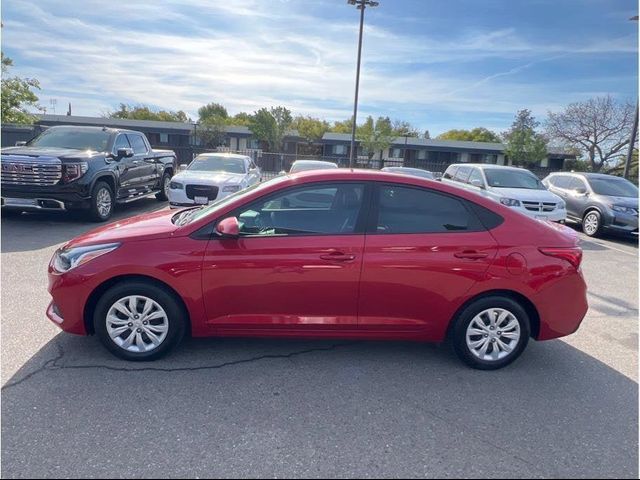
(47, 169, 587, 370)
(167, 153, 261, 208)
(1, 126, 176, 221)
(288, 160, 338, 173)
(381, 166, 435, 180)
(542, 172, 639, 237)
(441, 164, 567, 222)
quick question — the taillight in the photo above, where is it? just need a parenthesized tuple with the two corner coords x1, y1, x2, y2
(538, 247, 583, 269)
(61, 162, 88, 183)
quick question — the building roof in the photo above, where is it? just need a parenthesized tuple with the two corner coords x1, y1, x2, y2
(321, 132, 576, 157)
(37, 114, 299, 137)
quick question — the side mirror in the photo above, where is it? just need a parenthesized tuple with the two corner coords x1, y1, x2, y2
(15, 141, 27, 147)
(215, 217, 240, 237)
(117, 147, 134, 159)
(470, 178, 485, 189)
(574, 187, 587, 195)
(179, 163, 188, 172)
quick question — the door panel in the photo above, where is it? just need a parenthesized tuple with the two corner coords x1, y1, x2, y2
(202, 235, 364, 329)
(358, 232, 497, 337)
(358, 183, 499, 340)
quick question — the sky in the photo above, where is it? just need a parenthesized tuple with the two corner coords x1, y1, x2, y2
(1, 0, 638, 136)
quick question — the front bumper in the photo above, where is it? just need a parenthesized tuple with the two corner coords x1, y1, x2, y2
(604, 210, 639, 235)
(168, 187, 235, 207)
(516, 206, 567, 223)
(1, 185, 92, 210)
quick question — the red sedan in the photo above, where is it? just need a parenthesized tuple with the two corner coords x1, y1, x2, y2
(47, 169, 588, 369)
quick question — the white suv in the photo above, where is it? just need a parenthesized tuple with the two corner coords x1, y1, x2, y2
(441, 164, 567, 222)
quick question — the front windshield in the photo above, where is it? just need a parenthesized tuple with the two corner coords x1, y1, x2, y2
(181, 176, 285, 225)
(290, 162, 337, 173)
(484, 169, 545, 190)
(28, 128, 110, 152)
(588, 177, 639, 198)
(188, 155, 246, 174)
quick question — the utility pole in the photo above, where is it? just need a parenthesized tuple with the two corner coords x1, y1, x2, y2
(625, 15, 638, 180)
(347, 0, 379, 168)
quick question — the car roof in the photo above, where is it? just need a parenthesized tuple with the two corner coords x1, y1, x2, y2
(292, 160, 338, 166)
(47, 125, 145, 136)
(194, 152, 250, 160)
(383, 167, 431, 172)
(447, 163, 530, 172)
(548, 171, 627, 180)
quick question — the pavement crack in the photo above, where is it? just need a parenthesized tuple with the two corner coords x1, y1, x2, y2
(2, 338, 65, 392)
(2, 342, 355, 389)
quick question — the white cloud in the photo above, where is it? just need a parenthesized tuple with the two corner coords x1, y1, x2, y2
(2, 0, 637, 134)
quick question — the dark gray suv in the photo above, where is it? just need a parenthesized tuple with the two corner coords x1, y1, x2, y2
(542, 172, 638, 237)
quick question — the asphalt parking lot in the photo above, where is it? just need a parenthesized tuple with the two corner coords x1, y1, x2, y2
(1, 201, 638, 478)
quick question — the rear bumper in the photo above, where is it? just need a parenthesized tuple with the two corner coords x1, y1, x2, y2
(534, 270, 589, 340)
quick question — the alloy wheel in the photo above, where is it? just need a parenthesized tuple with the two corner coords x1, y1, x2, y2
(583, 213, 599, 236)
(106, 295, 169, 353)
(96, 187, 112, 218)
(465, 308, 521, 362)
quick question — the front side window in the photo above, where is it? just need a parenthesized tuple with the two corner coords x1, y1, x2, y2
(468, 168, 485, 187)
(376, 185, 476, 234)
(443, 165, 458, 180)
(127, 135, 148, 155)
(236, 183, 364, 236)
(113, 135, 131, 152)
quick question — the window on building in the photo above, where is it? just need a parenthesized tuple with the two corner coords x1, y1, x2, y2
(376, 185, 476, 234)
(160, 133, 169, 143)
(334, 144, 347, 155)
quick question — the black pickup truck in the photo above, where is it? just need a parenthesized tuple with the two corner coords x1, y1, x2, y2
(1, 125, 176, 221)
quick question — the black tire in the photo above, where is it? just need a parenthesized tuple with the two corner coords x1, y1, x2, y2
(582, 210, 603, 237)
(88, 181, 115, 222)
(93, 280, 187, 361)
(451, 296, 530, 370)
(155, 171, 172, 201)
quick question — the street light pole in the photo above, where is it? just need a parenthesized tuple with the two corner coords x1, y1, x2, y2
(348, 0, 379, 168)
(624, 100, 638, 180)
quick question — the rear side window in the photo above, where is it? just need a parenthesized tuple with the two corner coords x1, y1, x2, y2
(127, 134, 148, 154)
(567, 177, 587, 190)
(454, 166, 471, 183)
(550, 175, 571, 189)
(374, 185, 482, 234)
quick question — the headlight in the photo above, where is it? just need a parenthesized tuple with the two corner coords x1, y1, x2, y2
(52, 243, 120, 273)
(222, 185, 241, 193)
(169, 181, 183, 190)
(499, 198, 521, 207)
(61, 162, 88, 183)
(612, 205, 637, 214)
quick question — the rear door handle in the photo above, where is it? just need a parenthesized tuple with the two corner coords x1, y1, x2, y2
(132, 160, 141, 165)
(454, 250, 489, 260)
(320, 252, 356, 262)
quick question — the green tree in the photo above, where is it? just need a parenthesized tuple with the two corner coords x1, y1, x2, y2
(1, 53, 42, 124)
(229, 112, 252, 126)
(356, 116, 395, 162)
(292, 116, 330, 142)
(437, 127, 501, 143)
(248, 106, 292, 152)
(330, 118, 354, 134)
(108, 104, 190, 122)
(502, 110, 548, 166)
(198, 102, 228, 123)
(391, 120, 419, 137)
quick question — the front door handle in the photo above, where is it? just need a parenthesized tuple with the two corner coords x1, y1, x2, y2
(320, 252, 356, 262)
(132, 160, 141, 165)
(454, 250, 489, 260)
